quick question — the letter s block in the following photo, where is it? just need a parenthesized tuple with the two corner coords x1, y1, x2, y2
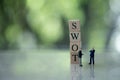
(68, 20, 80, 32)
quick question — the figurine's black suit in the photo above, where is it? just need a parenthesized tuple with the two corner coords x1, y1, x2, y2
(78, 50, 83, 66)
(89, 48, 95, 64)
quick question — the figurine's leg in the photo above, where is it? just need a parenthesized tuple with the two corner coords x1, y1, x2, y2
(80, 58, 83, 67)
(93, 57, 95, 64)
(89, 57, 91, 64)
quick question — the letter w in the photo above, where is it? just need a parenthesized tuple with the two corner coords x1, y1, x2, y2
(71, 33, 79, 40)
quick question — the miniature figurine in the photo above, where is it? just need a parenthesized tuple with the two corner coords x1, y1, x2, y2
(89, 48, 95, 65)
(78, 49, 83, 67)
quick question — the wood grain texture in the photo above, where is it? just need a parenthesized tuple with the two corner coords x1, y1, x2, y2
(69, 20, 81, 64)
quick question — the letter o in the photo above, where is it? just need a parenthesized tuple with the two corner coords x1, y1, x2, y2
(72, 44, 78, 51)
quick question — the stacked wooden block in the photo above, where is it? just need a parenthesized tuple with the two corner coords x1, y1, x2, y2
(68, 20, 81, 64)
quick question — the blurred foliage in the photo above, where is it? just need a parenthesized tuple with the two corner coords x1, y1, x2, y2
(0, 0, 110, 50)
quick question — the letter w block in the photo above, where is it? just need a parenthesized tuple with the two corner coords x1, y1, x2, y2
(70, 32, 81, 42)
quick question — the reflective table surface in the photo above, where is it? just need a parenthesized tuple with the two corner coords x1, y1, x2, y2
(0, 49, 120, 80)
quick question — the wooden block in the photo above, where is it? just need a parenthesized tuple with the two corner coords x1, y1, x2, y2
(70, 42, 81, 53)
(69, 32, 81, 42)
(68, 20, 81, 64)
(71, 52, 79, 64)
(68, 20, 80, 32)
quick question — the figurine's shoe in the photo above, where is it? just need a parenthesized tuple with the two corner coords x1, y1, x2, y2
(80, 65, 83, 67)
(89, 63, 91, 65)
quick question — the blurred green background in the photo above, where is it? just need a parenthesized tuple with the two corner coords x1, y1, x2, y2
(0, 0, 120, 52)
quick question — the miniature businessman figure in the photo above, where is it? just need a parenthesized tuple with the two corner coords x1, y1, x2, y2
(78, 49, 83, 67)
(89, 48, 95, 65)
